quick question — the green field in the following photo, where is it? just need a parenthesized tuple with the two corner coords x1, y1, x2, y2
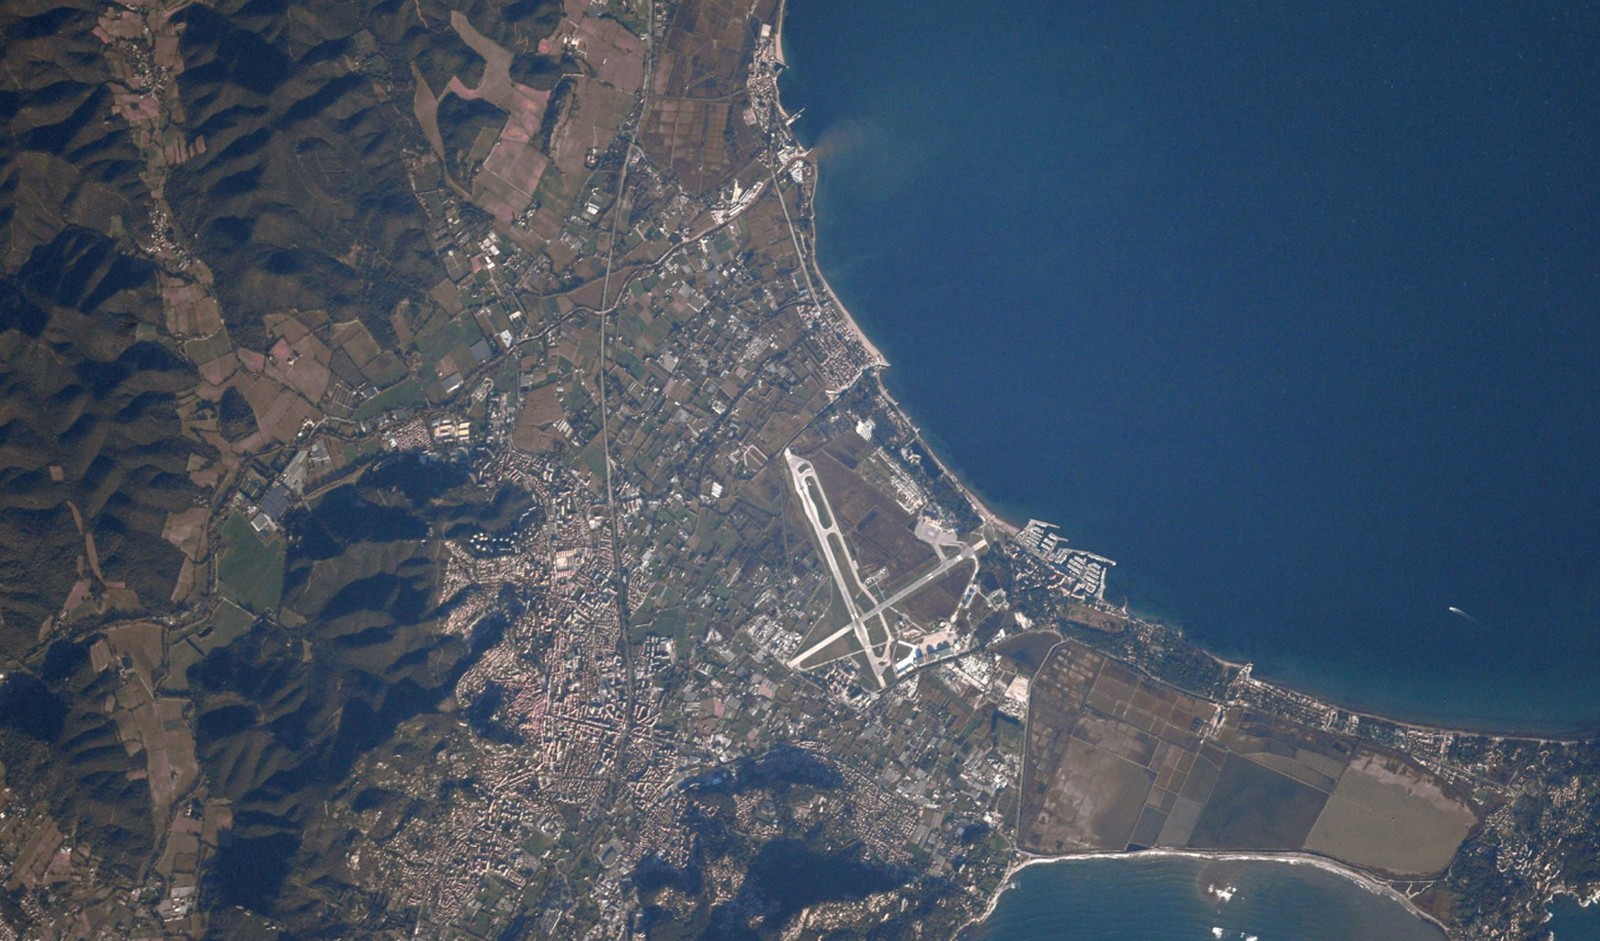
(217, 512, 285, 614)
(209, 598, 256, 641)
(351, 377, 426, 422)
(166, 598, 258, 690)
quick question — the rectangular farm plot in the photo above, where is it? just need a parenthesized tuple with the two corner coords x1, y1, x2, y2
(1022, 735, 1155, 853)
(1186, 752, 1331, 850)
(217, 512, 283, 615)
(1129, 805, 1168, 849)
(1157, 796, 1207, 847)
(1020, 640, 1368, 858)
(1020, 642, 1216, 854)
(475, 138, 546, 221)
(1073, 711, 1160, 767)
(1303, 748, 1478, 876)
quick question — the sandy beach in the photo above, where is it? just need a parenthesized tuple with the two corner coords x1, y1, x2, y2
(771, 0, 887, 369)
(770, 24, 1017, 538)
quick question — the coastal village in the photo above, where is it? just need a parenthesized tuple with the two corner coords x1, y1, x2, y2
(0, 1, 1597, 940)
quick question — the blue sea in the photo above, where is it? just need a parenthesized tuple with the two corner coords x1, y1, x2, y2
(777, 2, 1599, 937)
(1549, 896, 1600, 941)
(966, 857, 1444, 941)
(778, 0, 1600, 733)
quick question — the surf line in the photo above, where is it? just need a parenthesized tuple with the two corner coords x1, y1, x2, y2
(953, 849, 1451, 940)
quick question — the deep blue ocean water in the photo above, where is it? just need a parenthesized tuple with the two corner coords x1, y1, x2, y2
(1549, 896, 1600, 941)
(966, 858, 1445, 941)
(778, 0, 1600, 732)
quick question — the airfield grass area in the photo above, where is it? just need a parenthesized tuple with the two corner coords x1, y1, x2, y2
(805, 478, 831, 528)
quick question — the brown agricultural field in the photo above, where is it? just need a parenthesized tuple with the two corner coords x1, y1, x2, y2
(640, 0, 771, 193)
(1304, 748, 1480, 876)
(1019, 640, 1479, 875)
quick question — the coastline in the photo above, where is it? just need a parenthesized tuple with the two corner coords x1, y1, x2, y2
(770, 7, 1594, 939)
(777, 101, 1600, 738)
(769, 21, 1439, 932)
(771, 0, 790, 67)
(801, 190, 1020, 539)
(770, 0, 1600, 747)
(806, 224, 889, 371)
(874, 379, 1022, 538)
(955, 850, 1451, 941)
(770, 0, 1600, 746)
(773, 14, 886, 370)
(773, 0, 1015, 540)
